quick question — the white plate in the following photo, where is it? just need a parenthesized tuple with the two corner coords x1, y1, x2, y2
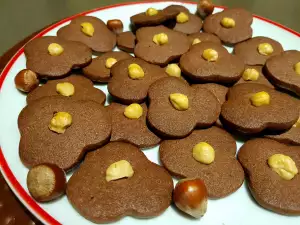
(0, 1, 299, 225)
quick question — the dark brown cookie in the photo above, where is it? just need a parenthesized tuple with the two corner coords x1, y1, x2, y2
(234, 36, 284, 66)
(57, 16, 116, 52)
(265, 50, 300, 96)
(160, 126, 244, 198)
(221, 83, 299, 134)
(238, 138, 300, 215)
(192, 83, 228, 105)
(117, 31, 136, 53)
(134, 25, 190, 66)
(107, 103, 161, 148)
(67, 142, 173, 223)
(188, 32, 221, 46)
(18, 96, 111, 171)
(108, 58, 167, 104)
(203, 8, 253, 44)
(82, 51, 132, 82)
(147, 77, 220, 138)
(27, 74, 106, 104)
(24, 36, 92, 79)
(180, 41, 244, 84)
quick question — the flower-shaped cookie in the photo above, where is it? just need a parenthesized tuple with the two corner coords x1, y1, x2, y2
(27, 75, 106, 104)
(180, 41, 244, 84)
(188, 32, 221, 46)
(238, 138, 300, 215)
(147, 77, 220, 138)
(265, 50, 300, 96)
(24, 36, 92, 79)
(107, 103, 161, 148)
(18, 96, 111, 171)
(221, 83, 299, 134)
(203, 8, 253, 44)
(134, 25, 190, 66)
(82, 51, 132, 82)
(160, 126, 244, 198)
(57, 16, 116, 52)
(67, 142, 173, 223)
(108, 58, 167, 104)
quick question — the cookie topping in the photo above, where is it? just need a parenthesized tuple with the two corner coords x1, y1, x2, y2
(80, 22, 94, 37)
(48, 112, 72, 134)
(242, 68, 260, 81)
(192, 38, 201, 45)
(192, 142, 215, 164)
(176, 12, 189, 23)
(165, 64, 181, 77)
(124, 103, 143, 119)
(106, 160, 134, 182)
(169, 93, 189, 111)
(202, 48, 218, 62)
(293, 117, 300, 128)
(220, 17, 235, 28)
(128, 63, 145, 79)
(250, 91, 270, 107)
(258, 43, 274, 56)
(105, 57, 117, 69)
(153, 33, 169, 45)
(294, 62, 300, 75)
(268, 154, 298, 180)
(146, 7, 158, 16)
(48, 43, 64, 56)
(56, 82, 75, 97)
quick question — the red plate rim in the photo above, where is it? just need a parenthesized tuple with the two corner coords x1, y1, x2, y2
(0, 1, 299, 224)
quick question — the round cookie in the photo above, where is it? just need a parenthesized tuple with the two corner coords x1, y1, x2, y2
(160, 126, 244, 198)
(108, 58, 167, 104)
(82, 51, 132, 82)
(57, 16, 116, 52)
(27, 75, 106, 104)
(188, 32, 221, 46)
(265, 50, 300, 96)
(238, 138, 300, 215)
(67, 142, 173, 223)
(107, 103, 161, 148)
(221, 83, 299, 134)
(117, 31, 136, 53)
(234, 36, 284, 66)
(134, 25, 190, 66)
(180, 41, 245, 84)
(147, 77, 221, 138)
(18, 96, 111, 171)
(24, 36, 92, 79)
(203, 8, 253, 45)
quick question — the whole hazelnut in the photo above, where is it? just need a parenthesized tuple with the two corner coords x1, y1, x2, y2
(107, 19, 124, 34)
(173, 178, 208, 218)
(197, 0, 215, 19)
(14, 69, 39, 93)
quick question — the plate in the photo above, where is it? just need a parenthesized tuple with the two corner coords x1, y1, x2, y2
(0, 1, 299, 225)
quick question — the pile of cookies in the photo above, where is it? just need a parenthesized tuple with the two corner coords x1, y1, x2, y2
(13, 0, 300, 223)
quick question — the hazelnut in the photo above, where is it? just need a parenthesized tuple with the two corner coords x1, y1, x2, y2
(105, 57, 118, 69)
(294, 62, 300, 75)
(48, 112, 72, 134)
(169, 93, 189, 111)
(173, 178, 208, 218)
(146, 7, 158, 16)
(202, 48, 218, 62)
(48, 43, 64, 56)
(258, 43, 274, 56)
(192, 38, 201, 45)
(293, 117, 300, 128)
(220, 17, 236, 28)
(153, 33, 168, 45)
(27, 163, 66, 202)
(250, 91, 270, 107)
(165, 64, 181, 78)
(268, 154, 298, 180)
(14, 69, 39, 93)
(124, 103, 143, 119)
(56, 82, 75, 97)
(106, 160, 134, 182)
(80, 22, 95, 37)
(242, 68, 260, 81)
(128, 63, 145, 79)
(176, 12, 189, 23)
(197, 0, 214, 19)
(107, 19, 123, 34)
(192, 142, 215, 164)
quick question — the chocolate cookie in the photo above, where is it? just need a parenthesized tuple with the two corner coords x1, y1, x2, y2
(18, 96, 111, 171)
(107, 103, 161, 148)
(82, 51, 132, 82)
(57, 16, 116, 52)
(234, 36, 284, 65)
(24, 36, 92, 79)
(188, 32, 221, 46)
(134, 25, 190, 66)
(117, 31, 136, 53)
(238, 138, 300, 215)
(147, 77, 220, 138)
(180, 41, 244, 84)
(108, 58, 167, 104)
(160, 126, 244, 198)
(203, 8, 253, 44)
(67, 142, 173, 223)
(265, 50, 300, 96)
(27, 75, 106, 104)
(221, 83, 299, 134)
